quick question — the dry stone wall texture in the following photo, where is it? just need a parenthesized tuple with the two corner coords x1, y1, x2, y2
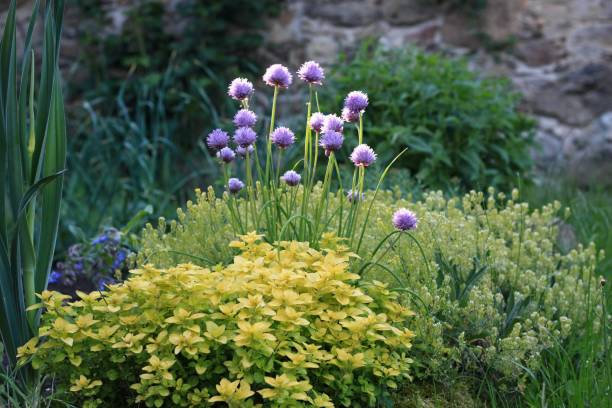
(3, 0, 611, 185)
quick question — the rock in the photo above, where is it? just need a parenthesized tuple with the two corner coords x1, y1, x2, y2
(528, 63, 612, 126)
(567, 23, 612, 62)
(514, 37, 566, 66)
(381, 0, 438, 26)
(304, 0, 381, 27)
(566, 112, 612, 187)
(380, 19, 441, 49)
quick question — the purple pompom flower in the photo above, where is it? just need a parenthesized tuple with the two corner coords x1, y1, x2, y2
(297, 61, 325, 85)
(236, 144, 254, 158)
(263, 64, 292, 88)
(271, 126, 295, 149)
(344, 91, 369, 113)
(228, 78, 254, 100)
(347, 190, 365, 202)
(206, 129, 229, 151)
(392, 208, 418, 231)
(310, 112, 325, 133)
(233, 109, 257, 128)
(228, 178, 245, 194)
(350, 144, 377, 167)
(281, 170, 301, 186)
(322, 114, 344, 134)
(320, 130, 344, 156)
(217, 147, 236, 163)
(234, 127, 257, 147)
(342, 107, 360, 123)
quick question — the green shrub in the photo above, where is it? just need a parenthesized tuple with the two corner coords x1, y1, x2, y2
(137, 186, 603, 392)
(21, 235, 414, 407)
(325, 45, 535, 191)
(60, 0, 280, 244)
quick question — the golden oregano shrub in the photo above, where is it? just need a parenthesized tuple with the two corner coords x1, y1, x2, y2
(19, 233, 415, 407)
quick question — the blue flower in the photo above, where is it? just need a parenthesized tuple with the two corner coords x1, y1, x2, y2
(112, 249, 127, 270)
(97, 277, 116, 291)
(92, 234, 108, 245)
(48, 270, 62, 285)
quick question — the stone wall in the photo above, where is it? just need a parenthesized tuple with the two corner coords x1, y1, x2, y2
(3, 0, 611, 185)
(265, 0, 612, 185)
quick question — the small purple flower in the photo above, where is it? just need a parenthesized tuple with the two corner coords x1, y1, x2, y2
(207, 129, 229, 151)
(320, 131, 344, 156)
(263, 64, 292, 88)
(322, 114, 344, 134)
(297, 61, 325, 85)
(234, 127, 257, 147)
(281, 170, 301, 186)
(228, 178, 245, 194)
(217, 147, 236, 163)
(347, 190, 365, 202)
(92, 234, 108, 245)
(74, 262, 83, 272)
(344, 91, 369, 113)
(392, 208, 418, 231)
(310, 112, 325, 133)
(342, 107, 360, 123)
(233, 109, 257, 128)
(112, 249, 127, 270)
(48, 270, 62, 285)
(236, 144, 254, 158)
(98, 277, 116, 291)
(271, 126, 295, 149)
(228, 78, 254, 100)
(350, 144, 377, 167)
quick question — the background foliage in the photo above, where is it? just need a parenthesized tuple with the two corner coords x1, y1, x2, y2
(326, 44, 535, 192)
(60, 0, 281, 246)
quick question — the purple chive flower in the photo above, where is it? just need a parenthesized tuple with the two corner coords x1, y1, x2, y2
(344, 91, 369, 113)
(48, 270, 62, 285)
(207, 129, 229, 151)
(217, 147, 236, 163)
(310, 112, 325, 133)
(322, 114, 344, 134)
(347, 190, 365, 202)
(236, 144, 254, 158)
(297, 61, 325, 85)
(228, 78, 254, 100)
(228, 178, 245, 194)
(320, 131, 344, 156)
(271, 126, 295, 149)
(234, 127, 257, 147)
(263, 64, 292, 88)
(350, 144, 377, 167)
(342, 107, 360, 123)
(392, 208, 418, 231)
(233, 109, 257, 128)
(281, 170, 301, 186)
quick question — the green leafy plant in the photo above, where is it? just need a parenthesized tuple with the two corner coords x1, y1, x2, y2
(61, 66, 217, 243)
(21, 236, 414, 407)
(59, 0, 281, 243)
(137, 186, 604, 397)
(0, 0, 66, 376)
(325, 44, 535, 191)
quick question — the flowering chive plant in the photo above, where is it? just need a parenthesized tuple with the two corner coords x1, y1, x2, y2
(206, 61, 409, 261)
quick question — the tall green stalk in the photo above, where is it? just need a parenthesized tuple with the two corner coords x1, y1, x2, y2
(0, 0, 66, 376)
